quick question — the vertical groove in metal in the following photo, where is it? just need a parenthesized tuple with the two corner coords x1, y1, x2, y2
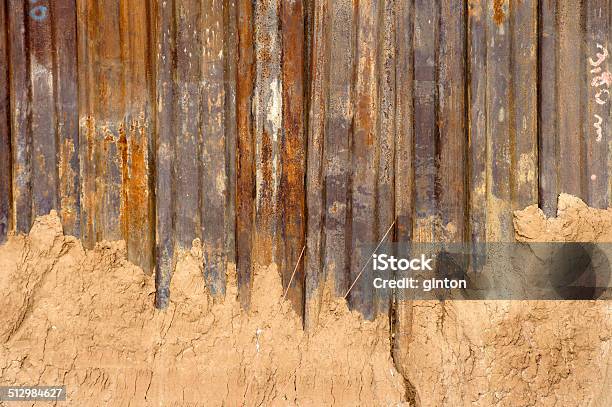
(201, 0, 230, 296)
(153, 0, 175, 308)
(304, 0, 328, 329)
(468, 0, 488, 250)
(8, 1, 33, 233)
(349, 0, 380, 320)
(323, 0, 354, 300)
(235, 0, 256, 308)
(52, 0, 80, 237)
(375, 0, 396, 315)
(252, 0, 282, 271)
(438, 0, 466, 243)
(280, 0, 307, 316)
(0, 0, 10, 243)
(538, 0, 559, 217)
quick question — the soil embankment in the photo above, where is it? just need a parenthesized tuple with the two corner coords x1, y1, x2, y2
(1, 194, 611, 406)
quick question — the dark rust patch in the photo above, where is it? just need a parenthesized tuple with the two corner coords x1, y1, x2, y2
(126, 117, 153, 273)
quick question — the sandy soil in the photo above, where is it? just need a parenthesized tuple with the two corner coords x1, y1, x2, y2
(0, 211, 405, 406)
(393, 194, 612, 407)
(0, 194, 610, 406)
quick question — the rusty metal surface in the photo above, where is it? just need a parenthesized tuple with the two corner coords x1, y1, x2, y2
(0, 0, 9, 243)
(1, 0, 611, 319)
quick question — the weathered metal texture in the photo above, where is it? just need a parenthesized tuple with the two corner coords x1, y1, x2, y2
(466, 0, 538, 242)
(235, 0, 256, 309)
(0, 0, 10, 243)
(303, 0, 327, 328)
(390, 0, 415, 374)
(77, 0, 154, 275)
(153, 0, 237, 307)
(280, 0, 307, 314)
(585, 0, 611, 209)
(539, 0, 612, 215)
(5, 0, 79, 236)
(3, 1, 612, 320)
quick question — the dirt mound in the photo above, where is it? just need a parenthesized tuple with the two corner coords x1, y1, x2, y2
(1, 194, 611, 406)
(514, 193, 612, 242)
(0, 211, 406, 406)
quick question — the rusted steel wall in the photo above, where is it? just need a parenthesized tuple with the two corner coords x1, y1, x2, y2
(0, 0, 10, 243)
(153, 0, 237, 307)
(77, 0, 155, 275)
(5, 0, 79, 239)
(1, 1, 611, 320)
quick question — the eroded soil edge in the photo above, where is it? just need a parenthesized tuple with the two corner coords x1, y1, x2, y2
(0, 193, 610, 406)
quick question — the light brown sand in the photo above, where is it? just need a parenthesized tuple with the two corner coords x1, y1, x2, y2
(0, 193, 611, 406)
(0, 211, 405, 406)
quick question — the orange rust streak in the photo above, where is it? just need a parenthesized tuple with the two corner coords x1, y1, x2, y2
(493, 0, 505, 25)
(281, 0, 306, 315)
(236, 0, 256, 307)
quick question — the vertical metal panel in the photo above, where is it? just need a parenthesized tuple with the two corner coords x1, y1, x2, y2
(438, 0, 467, 241)
(153, 0, 175, 307)
(8, 1, 34, 233)
(252, 0, 282, 271)
(235, 0, 256, 308)
(280, 0, 306, 315)
(201, 0, 229, 296)
(557, 0, 585, 198)
(486, 0, 512, 241)
(53, 0, 80, 237)
(395, 0, 415, 244)
(349, 0, 380, 319)
(304, 0, 327, 329)
(28, 0, 58, 218)
(323, 0, 354, 299)
(468, 0, 487, 249)
(7, 0, 79, 235)
(375, 0, 396, 315)
(512, 0, 538, 210)
(77, 0, 154, 273)
(0, 0, 10, 243)
(152, 0, 236, 306)
(412, 0, 439, 242)
(174, 0, 202, 246)
(538, 0, 559, 217)
(585, 0, 610, 208)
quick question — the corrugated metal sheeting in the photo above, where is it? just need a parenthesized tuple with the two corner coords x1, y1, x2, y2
(0, 0, 611, 321)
